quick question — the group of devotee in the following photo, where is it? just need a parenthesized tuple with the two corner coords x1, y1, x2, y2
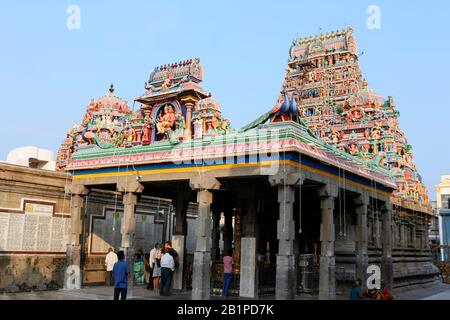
(350, 280, 394, 300)
(104, 241, 179, 300)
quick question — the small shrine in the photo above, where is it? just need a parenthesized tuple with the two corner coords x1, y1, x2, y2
(57, 58, 231, 170)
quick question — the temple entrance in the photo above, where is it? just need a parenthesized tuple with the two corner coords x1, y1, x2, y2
(206, 178, 281, 297)
(206, 178, 327, 299)
(295, 188, 321, 295)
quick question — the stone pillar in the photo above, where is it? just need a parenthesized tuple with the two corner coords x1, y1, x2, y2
(239, 191, 259, 298)
(269, 173, 302, 300)
(64, 185, 89, 290)
(318, 184, 338, 300)
(381, 202, 394, 291)
(400, 216, 407, 248)
(172, 235, 186, 291)
(411, 218, 417, 249)
(189, 176, 221, 300)
(223, 205, 234, 254)
(354, 192, 369, 284)
(182, 98, 196, 141)
(233, 208, 242, 273)
(421, 216, 428, 249)
(211, 203, 221, 262)
(117, 179, 144, 296)
(241, 193, 258, 238)
(172, 188, 189, 291)
(240, 237, 257, 298)
(121, 193, 138, 261)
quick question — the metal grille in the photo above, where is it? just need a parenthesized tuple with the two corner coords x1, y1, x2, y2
(258, 264, 276, 295)
(335, 266, 347, 295)
(297, 254, 317, 294)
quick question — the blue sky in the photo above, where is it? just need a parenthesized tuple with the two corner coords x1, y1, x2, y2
(0, 1, 449, 199)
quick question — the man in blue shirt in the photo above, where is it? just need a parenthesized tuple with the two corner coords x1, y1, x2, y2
(113, 250, 131, 300)
(350, 280, 370, 300)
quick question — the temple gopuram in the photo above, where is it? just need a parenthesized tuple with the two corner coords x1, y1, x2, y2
(244, 27, 436, 287)
(56, 29, 438, 300)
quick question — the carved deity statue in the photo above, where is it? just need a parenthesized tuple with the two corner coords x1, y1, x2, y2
(156, 105, 176, 135)
(142, 113, 153, 145)
(348, 143, 359, 156)
(194, 118, 203, 139)
(330, 128, 341, 144)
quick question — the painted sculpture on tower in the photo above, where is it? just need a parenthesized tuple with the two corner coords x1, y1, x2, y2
(56, 84, 134, 170)
(276, 27, 430, 204)
(135, 58, 231, 144)
(245, 27, 430, 206)
(154, 103, 185, 143)
(192, 98, 231, 138)
(57, 59, 232, 170)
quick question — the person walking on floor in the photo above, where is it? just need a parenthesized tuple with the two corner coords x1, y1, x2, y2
(164, 240, 179, 293)
(159, 248, 175, 296)
(148, 243, 159, 290)
(152, 244, 163, 292)
(164, 241, 179, 266)
(222, 250, 234, 297)
(105, 248, 118, 286)
(112, 250, 131, 300)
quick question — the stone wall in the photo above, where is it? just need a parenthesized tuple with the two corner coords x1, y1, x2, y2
(333, 202, 439, 290)
(0, 255, 66, 293)
(0, 163, 200, 292)
(0, 163, 70, 293)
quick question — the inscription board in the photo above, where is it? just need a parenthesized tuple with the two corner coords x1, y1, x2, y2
(0, 200, 69, 253)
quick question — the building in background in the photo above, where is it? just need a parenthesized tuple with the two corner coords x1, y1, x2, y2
(435, 175, 450, 261)
(6, 146, 56, 171)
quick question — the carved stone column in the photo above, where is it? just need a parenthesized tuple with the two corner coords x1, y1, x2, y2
(182, 97, 196, 141)
(64, 184, 89, 290)
(233, 208, 241, 273)
(269, 173, 302, 300)
(381, 202, 394, 291)
(318, 184, 338, 300)
(354, 192, 370, 284)
(172, 186, 190, 291)
(211, 201, 221, 262)
(239, 190, 259, 298)
(189, 176, 221, 300)
(223, 202, 234, 255)
(117, 179, 144, 295)
(411, 215, 417, 249)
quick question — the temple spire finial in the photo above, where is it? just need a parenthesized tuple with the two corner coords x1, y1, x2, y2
(109, 83, 115, 95)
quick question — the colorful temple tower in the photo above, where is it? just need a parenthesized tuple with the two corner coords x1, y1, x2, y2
(242, 27, 436, 287)
(57, 33, 438, 299)
(245, 27, 431, 215)
(56, 58, 231, 170)
(56, 84, 132, 170)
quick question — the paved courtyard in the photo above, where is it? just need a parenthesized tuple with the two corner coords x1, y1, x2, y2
(1, 282, 448, 300)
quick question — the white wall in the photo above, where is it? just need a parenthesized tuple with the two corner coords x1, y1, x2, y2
(6, 146, 55, 171)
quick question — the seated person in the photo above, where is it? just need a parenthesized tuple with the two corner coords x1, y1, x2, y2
(350, 280, 370, 300)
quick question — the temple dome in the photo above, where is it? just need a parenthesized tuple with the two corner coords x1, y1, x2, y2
(87, 84, 130, 114)
(359, 87, 386, 106)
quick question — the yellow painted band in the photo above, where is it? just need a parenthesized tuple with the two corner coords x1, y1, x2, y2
(72, 160, 391, 196)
